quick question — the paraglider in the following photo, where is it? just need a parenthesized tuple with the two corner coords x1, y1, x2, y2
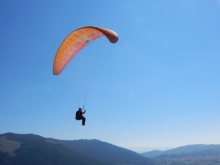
(53, 26, 118, 75)
(53, 26, 118, 126)
(75, 108, 86, 126)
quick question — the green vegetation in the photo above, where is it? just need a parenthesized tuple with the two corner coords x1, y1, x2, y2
(0, 133, 156, 165)
(1, 133, 220, 165)
(0, 133, 110, 165)
(142, 144, 220, 165)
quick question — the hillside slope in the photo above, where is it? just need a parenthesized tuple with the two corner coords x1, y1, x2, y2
(155, 149, 220, 165)
(51, 138, 158, 165)
(141, 144, 220, 158)
(0, 133, 158, 165)
(0, 133, 110, 165)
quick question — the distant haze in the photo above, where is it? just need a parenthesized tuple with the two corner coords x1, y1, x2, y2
(128, 146, 173, 153)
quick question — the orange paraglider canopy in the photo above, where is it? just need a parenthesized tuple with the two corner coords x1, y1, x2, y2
(53, 26, 118, 75)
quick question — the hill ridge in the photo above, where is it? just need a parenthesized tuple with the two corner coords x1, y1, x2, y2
(141, 144, 220, 158)
(0, 132, 157, 165)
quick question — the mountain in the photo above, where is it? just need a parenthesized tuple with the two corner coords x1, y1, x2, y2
(0, 133, 158, 165)
(50, 138, 157, 165)
(141, 144, 220, 158)
(141, 144, 220, 165)
(154, 149, 220, 165)
(0, 133, 108, 165)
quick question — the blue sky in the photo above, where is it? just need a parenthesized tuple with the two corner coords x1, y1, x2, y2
(1, 0, 220, 152)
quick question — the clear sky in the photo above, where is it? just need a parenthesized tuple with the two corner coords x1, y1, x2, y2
(1, 0, 220, 152)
